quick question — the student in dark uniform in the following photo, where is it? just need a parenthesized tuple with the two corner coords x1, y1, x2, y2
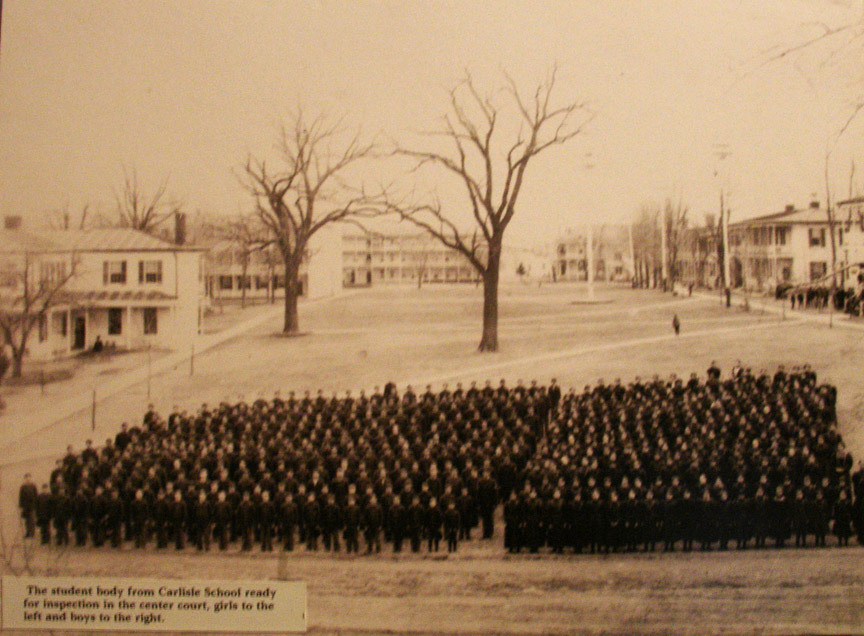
(834, 490, 853, 547)
(477, 471, 498, 539)
(53, 487, 71, 547)
(90, 486, 109, 548)
(129, 489, 150, 549)
(389, 494, 406, 553)
(212, 491, 231, 551)
(18, 473, 38, 539)
(321, 494, 342, 552)
(169, 490, 188, 550)
(237, 491, 256, 551)
(343, 496, 361, 554)
(425, 497, 443, 553)
(444, 500, 461, 553)
(406, 495, 424, 553)
(258, 491, 276, 552)
(280, 492, 298, 552)
(72, 486, 90, 547)
(304, 493, 321, 551)
(34, 483, 53, 545)
(105, 489, 124, 548)
(193, 491, 213, 551)
(363, 495, 383, 554)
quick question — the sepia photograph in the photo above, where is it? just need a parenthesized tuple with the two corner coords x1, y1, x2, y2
(1, 1, 864, 634)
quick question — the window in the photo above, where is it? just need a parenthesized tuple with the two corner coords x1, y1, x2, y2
(108, 308, 123, 335)
(138, 260, 163, 283)
(809, 261, 827, 281)
(143, 308, 158, 335)
(775, 226, 787, 246)
(808, 228, 826, 248)
(38, 315, 48, 342)
(40, 261, 67, 285)
(103, 261, 127, 284)
(218, 275, 233, 290)
(237, 275, 251, 289)
(255, 275, 269, 290)
(54, 312, 67, 337)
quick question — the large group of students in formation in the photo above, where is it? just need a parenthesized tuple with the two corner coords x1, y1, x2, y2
(17, 363, 864, 556)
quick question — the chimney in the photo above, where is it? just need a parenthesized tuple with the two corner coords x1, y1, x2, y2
(4, 215, 22, 230)
(785, 204, 795, 212)
(810, 200, 820, 209)
(174, 212, 187, 246)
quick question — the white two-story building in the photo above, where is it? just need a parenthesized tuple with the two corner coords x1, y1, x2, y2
(0, 227, 205, 362)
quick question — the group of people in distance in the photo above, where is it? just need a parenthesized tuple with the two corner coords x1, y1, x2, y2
(17, 364, 864, 556)
(503, 363, 863, 553)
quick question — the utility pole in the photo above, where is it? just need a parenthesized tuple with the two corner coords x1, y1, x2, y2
(660, 211, 668, 290)
(714, 143, 732, 306)
(627, 222, 636, 284)
(586, 222, 595, 300)
(720, 190, 732, 306)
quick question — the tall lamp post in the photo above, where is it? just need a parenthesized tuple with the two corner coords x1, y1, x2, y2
(714, 144, 732, 306)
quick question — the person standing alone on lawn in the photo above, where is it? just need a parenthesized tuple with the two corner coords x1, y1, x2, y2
(672, 314, 681, 336)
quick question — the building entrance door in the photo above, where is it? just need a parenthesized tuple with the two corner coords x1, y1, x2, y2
(72, 315, 86, 350)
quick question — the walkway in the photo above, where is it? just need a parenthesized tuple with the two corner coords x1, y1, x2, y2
(0, 303, 284, 457)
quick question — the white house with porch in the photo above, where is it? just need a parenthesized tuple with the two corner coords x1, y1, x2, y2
(0, 227, 205, 362)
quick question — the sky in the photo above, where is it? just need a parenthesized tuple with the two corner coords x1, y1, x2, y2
(1, 0, 863, 248)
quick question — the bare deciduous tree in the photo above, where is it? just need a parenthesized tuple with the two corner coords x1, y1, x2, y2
(115, 168, 182, 234)
(242, 111, 378, 334)
(0, 252, 77, 378)
(663, 198, 689, 285)
(386, 68, 591, 352)
(631, 206, 660, 288)
(44, 203, 91, 231)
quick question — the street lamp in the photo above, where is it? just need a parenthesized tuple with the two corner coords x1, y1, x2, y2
(714, 143, 732, 306)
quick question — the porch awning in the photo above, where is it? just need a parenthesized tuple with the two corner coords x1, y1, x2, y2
(58, 289, 177, 305)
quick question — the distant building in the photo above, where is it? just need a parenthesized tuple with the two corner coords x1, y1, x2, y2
(836, 196, 864, 288)
(342, 230, 481, 287)
(0, 227, 205, 361)
(201, 224, 343, 303)
(553, 225, 632, 283)
(678, 201, 864, 292)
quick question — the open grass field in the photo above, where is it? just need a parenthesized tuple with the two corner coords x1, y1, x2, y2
(2, 282, 864, 635)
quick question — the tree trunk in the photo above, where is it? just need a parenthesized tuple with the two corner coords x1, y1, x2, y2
(478, 248, 500, 352)
(283, 261, 300, 334)
(11, 349, 24, 378)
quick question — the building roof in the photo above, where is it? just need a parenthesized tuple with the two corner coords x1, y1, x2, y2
(732, 205, 830, 227)
(838, 196, 864, 206)
(0, 230, 61, 253)
(43, 228, 203, 252)
(0, 228, 204, 253)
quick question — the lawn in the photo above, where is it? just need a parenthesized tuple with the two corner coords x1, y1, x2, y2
(2, 282, 863, 635)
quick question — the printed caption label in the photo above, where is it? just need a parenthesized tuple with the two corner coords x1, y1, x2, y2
(1, 576, 306, 633)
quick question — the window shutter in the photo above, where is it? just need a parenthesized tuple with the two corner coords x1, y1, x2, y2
(139, 261, 144, 284)
(103, 261, 108, 285)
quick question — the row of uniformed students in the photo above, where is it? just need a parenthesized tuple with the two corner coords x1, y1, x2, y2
(503, 484, 859, 553)
(22, 477, 487, 554)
